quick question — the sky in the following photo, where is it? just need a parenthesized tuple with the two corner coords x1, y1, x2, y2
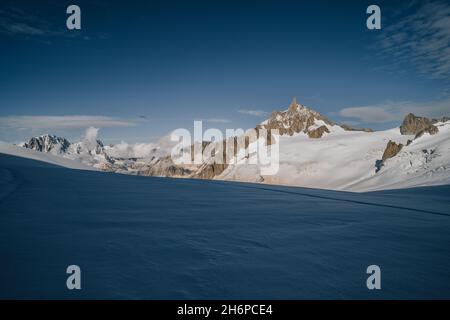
(0, 0, 449, 144)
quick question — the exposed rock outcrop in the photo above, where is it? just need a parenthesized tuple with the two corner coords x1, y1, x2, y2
(139, 155, 193, 177)
(307, 125, 330, 138)
(192, 163, 228, 179)
(375, 140, 404, 172)
(400, 113, 438, 136)
(24, 134, 71, 153)
(191, 139, 232, 179)
(414, 124, 439, 139)
(256, 97, 334, 137)
(382, 140, 403, 161)
(22, 134, 117, 170)
(257, 98, 372, 138)
(140, 139, 233, 179)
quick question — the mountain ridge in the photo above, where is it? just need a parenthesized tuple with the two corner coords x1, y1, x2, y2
(4, 99, 450, 192)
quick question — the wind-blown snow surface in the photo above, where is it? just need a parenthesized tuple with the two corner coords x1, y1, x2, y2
(1, 153, 450, 299)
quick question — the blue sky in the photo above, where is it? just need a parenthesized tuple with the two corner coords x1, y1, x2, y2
(0, 0, 449, 143)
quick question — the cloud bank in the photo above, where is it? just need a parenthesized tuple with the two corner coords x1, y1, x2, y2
(0, 115, 137, 130)
(206, 118, 231, 124)
(339, 98, 450, 124)
(237, 110, 269, 117)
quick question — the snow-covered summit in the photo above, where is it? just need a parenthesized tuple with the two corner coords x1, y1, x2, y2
(23, 134, 71, 154)
(20, 128, 115, 170)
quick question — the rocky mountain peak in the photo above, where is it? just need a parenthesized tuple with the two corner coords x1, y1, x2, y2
(382, 140, 403, 161)
(23, 134, 71, 154)
(400, 113, 434, 135)
(257, 98, 332, 137)
(288, 96, 301, 112)
(21, 133, 116, 170)
(256, 98, 373, 138)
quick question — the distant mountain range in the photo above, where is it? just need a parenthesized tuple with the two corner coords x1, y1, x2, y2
(3, 98, 450, 192)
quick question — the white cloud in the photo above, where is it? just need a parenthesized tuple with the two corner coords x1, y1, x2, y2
(237, 109, 269, 117)
(0, 7, 62, 37)
(104, 134, 176, 159)
(339, 98, 450, 124)
(82, 127, 100, 151)
(105, 141, 158, 158)
(374, 1, 450, 79)
(0, 115, 137, 130)
(339, 104, 400, 123)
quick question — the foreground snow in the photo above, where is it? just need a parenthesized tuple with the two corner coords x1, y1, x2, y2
(0, 153, 449, 299)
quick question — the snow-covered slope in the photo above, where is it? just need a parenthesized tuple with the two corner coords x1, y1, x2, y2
(213, 101, 450, 192)
(218, 127, 408, 190)
(347, 121, 450, 191)
(218, 122, 450, 192)
(0, 141, 96, 171)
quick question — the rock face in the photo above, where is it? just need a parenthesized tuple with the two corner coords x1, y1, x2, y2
(256, 98, 334, 137)
(138, 98, 374, 180)
(24, 134, 71, 153)
(400, 113, 438, 135)
(139, 140, 231, 179)
(414, 124, 439, 139)
(192, 163, 228, 179)
(142, 158, 193, 177)
(22, 134, 117, 170)
(256, 98, 372, 138)
(376, 140, 404, 172)
(382, 140, 403, 161)
(307, 125, 330, 138)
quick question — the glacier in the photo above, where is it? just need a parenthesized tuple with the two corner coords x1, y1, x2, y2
(0, 152, 449, 299)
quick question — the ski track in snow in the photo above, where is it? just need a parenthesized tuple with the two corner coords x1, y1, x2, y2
(207, 181, 450, 217)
